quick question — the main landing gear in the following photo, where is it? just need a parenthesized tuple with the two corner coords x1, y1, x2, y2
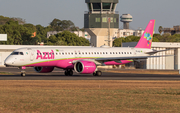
(65, 69, 73, 76)
(93, 71, 102, 76)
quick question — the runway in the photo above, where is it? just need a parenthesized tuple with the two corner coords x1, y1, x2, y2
(0, 67, 180, 80)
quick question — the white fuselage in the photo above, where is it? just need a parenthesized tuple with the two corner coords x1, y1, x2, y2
(5, 46, 152, 67)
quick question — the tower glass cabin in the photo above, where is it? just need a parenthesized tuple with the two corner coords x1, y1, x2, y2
(84, 0, 119, 47)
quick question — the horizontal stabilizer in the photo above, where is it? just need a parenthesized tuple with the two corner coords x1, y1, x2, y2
(145, 49, 173, 55)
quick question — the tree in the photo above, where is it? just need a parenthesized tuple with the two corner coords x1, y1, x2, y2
(113, 36, 140, 47)
(158, 26, 163, 35)
(113, 38, 122, 47)
(153, 34, 161, 42)
(0, 15, 25, 25)
(0, 20, 38, 45)
(36, 25, 53, 43)
(47, 31, 89, 46)
(50, 19, 77, 31)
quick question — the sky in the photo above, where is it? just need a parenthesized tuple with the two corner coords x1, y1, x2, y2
(0, 0, 180, 33)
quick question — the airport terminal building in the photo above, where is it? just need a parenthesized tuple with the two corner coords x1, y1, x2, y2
(123, 42, 179, 70)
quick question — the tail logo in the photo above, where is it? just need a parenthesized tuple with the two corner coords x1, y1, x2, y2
(144, 32, 152, 46)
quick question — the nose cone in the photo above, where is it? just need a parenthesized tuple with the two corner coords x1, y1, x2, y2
(4, 58, 13, 67)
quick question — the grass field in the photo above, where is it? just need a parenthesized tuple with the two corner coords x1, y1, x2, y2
(0, 72, 13, 75)
(0, 80, 180, 113)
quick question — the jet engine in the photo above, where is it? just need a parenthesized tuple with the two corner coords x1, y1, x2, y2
(74, 61, 97, 74)
(34, 66, 54, 73)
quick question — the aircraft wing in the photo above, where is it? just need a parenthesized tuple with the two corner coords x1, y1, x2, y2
(95, 55, 171, 62)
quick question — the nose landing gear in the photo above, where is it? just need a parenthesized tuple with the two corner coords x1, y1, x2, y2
(21, 71, 26, 77)
(20, 66, 26, 77)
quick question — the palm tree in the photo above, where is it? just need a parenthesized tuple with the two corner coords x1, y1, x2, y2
(158, 26, 163, 35)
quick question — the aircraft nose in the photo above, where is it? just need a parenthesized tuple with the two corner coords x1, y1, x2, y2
(4, 59, 13, 67)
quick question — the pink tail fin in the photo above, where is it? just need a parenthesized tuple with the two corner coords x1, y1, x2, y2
(135, 20, 156, 49)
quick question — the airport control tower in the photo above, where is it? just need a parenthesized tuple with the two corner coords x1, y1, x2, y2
(84, 0, 119, 47)
(120, 14, 133, 29)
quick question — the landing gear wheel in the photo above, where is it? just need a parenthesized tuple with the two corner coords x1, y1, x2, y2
(93, 72, 97, 76)
(69, 70, 73, 76)
(96, 71, 102, 76)
(93, 71, 102, 76)
(21, 73, 26, 77)
(65, 70, 73, 76)
(65, 71, 68, 76)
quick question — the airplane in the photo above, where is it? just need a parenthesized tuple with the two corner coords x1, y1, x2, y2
(4, 20, 165, 77)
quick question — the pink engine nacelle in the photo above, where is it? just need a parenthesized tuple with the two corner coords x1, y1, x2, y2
(34, 66, 54, 73)
(74, 61, 97, 74)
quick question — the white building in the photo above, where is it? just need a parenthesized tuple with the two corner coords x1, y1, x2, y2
(118, 29, 135, 38)
(47, 31, 91, 40)
(47, 28, 145, 45)
(123, 42, 180, 70)
(113, 28, 145, 39)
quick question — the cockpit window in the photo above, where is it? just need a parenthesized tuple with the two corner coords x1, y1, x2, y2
(11, 52, 24, 55)
(20, 52, 24, 55)
(11, 52, 19, 55)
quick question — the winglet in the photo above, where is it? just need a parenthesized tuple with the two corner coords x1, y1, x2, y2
(135, 20, 156, 49)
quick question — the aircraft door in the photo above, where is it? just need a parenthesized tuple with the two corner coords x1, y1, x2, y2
(29, 50, 35, 61)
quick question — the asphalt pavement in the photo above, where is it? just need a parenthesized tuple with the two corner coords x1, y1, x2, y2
(0, 67, 180, 80)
